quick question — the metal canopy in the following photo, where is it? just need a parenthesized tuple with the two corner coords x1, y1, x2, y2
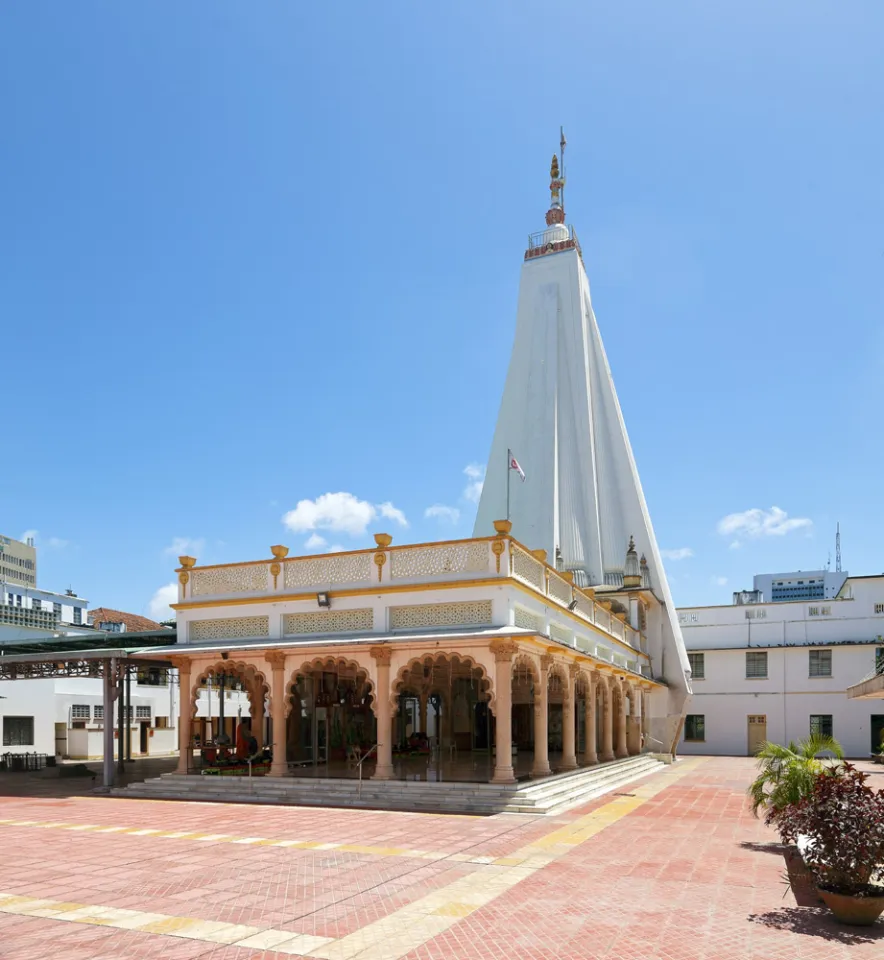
(0, 630, 177, 680)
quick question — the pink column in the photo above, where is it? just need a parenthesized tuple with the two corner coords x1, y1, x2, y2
(561, 665, 578, 770)
(491, 640, 516, 783)
(615, 679, 629, 759)
(582, 671, 598, 765)
(600, 676, 615, 762)
(267, 652, 288, 777)
(532, 656, 551, 776)
(174, 658, 192, 775)
(371, 647, 395, 780)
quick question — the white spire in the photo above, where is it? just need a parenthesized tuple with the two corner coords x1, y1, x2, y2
(474, 141, 690, 746)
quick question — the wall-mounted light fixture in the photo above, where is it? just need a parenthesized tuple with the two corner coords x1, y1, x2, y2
(317, 592, 331, 608)
(567, 599, 579, 611)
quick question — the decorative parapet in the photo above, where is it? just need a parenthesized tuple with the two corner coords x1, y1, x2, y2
(510, 543, 546, 591)
(390, 541, 489, 580)
(191, 565, 269, 597)
(284, 552, 373, 589)
(174, 531, 646, 657)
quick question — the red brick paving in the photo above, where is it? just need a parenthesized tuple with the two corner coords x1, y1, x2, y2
(0, 757, 880, 958)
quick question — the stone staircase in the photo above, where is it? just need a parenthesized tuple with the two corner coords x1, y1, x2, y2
(112, 754, 664, 816)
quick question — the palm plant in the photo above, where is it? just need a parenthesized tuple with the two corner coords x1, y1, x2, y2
(748, 735, 844, 824)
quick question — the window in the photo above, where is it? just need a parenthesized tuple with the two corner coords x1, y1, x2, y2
(15, 595, 21, 607)
(53, 602, 61, 618)
(745, 609, 767, 620)
(677, 613, 699, 624)
(154, 716, 169, 729)
(6, 594, 12, 606)
(746, 651, 768, 678)
(688, 652, 705, 680)
(808, 606, 819, 617)
(72, 607, 82, 625)
(684, 715, 705, 741)
(810, 715, 833, 738)
(32, 599, 41, 612)
(821, 606, 831, 616)
(94, 705, 104, 720)
(809, 649, 832, 678)
(875, 604, 884, 615)
(71, 704, 90, 720)
(99, 622, 122, 632)
(135, 706, 151, 720)
(3, 716, 34, 746)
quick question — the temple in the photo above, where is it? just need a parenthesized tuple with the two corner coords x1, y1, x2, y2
(132, 143, 690, 808)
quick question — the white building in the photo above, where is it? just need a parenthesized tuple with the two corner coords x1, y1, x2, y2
(678, 574, 884, 758)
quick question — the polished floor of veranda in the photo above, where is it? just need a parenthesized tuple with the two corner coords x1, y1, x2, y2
(281, 750, 568, 782)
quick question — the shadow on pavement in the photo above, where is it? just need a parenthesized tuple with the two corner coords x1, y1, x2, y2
(748, 906, 884, 945)
(0, 756, 177, 799)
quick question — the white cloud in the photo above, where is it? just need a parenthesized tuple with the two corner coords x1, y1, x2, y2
(717, 506, 812, 544)
(305, 533, 327, 549)
(328, 544, 346, 553)
(712, 576, 728, 586)
(46, 537, 69, 549)
(377, 501, 408, 528)
(282, 492, 407, 538)
(148, 583, 178, 621)
(463, 463, 485, 504)
(425, 504, 461, 524)
(660, 547, 693, 561)
(164, 536, 206, 558)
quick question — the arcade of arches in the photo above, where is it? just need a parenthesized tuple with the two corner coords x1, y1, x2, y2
(170, 641, 653, 783)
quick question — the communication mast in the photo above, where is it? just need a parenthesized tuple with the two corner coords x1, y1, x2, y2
(836, 522, 842, 573)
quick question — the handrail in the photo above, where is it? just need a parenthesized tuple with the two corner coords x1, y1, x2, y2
(357, 743, 378, 799)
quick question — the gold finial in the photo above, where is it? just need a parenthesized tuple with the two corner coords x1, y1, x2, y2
(550, 154, 560, 179)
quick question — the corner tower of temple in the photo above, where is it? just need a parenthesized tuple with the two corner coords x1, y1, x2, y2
(474, 139, 691, 748)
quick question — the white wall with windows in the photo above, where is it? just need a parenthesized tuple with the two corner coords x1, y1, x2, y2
(677, 574, 884, 758)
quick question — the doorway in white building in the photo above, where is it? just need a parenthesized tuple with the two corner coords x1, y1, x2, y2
(871, 716, 884, 755)
(747, 715, 767, 756)
(54, 722, 66, 758)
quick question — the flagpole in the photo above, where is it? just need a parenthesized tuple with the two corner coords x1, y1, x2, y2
(506, 448, 511, 522)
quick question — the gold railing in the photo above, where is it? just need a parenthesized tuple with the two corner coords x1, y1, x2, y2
(179, 535, 644, 653)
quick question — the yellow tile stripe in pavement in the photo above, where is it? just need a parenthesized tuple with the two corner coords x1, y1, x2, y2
(0, 760, 705, 960)
(0, 817, 447, 862)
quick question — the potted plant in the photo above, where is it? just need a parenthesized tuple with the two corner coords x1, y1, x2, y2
(748, 735, 843, 896)
(778, 763, 884, 926)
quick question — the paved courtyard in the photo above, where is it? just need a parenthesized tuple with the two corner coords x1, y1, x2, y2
(0, 756, 881, 959)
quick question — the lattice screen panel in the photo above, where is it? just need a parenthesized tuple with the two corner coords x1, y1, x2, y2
(389, 600, 493, 630)
(189, 616, 270, 641)
(191, 565, 268, 596)
(283, 608, 374, 635)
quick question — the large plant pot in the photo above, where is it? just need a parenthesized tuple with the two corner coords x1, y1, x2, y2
(783, 845, 821, 906)
(818, 888, 884, 926)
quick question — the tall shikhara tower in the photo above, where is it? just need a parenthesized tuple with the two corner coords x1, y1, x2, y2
(474, 138, 691, 745)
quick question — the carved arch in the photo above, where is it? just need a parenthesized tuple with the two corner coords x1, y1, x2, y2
(285, 656, 374, 719)
(190, 660, 269, 724)
(392, 652, 493, 714)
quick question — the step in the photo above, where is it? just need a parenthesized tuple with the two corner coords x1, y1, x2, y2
(112, 755, 664, 815)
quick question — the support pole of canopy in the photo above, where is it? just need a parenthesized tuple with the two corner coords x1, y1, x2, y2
(117, 668, 125, 775)
(125, 665, 132, 761)
(103, 659, 115, 788)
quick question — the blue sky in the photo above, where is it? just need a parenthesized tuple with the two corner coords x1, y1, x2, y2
(2, 2, 882, 619)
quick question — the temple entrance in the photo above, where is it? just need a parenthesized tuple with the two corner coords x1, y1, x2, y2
(389, 653, 493, 782)
(189, 662, 269, 775)
(286, 659, 374, 773)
